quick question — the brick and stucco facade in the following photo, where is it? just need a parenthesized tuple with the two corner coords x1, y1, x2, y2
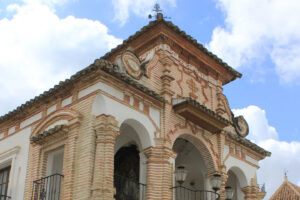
(0, 14, 270, 200)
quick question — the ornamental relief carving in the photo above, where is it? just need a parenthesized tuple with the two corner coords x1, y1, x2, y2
(216, 87, 232, 121)
(140, 45, 220, 111)
(176, 65, 211, 108)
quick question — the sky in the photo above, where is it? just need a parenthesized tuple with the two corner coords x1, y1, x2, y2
(0, 0, 299, 199)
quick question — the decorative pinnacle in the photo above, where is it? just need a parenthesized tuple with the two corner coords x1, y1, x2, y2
(153, 3, 162, 13)
(148, 3, 169, 20)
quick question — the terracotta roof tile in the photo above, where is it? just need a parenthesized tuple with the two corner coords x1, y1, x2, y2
(102, 19, 242, 79)
(0, 59, 164, 125)
(270, 179, 300, 200)
(226, 131, 271, 157)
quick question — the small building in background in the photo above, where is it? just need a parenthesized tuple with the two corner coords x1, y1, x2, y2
(269, 175, 300, 200)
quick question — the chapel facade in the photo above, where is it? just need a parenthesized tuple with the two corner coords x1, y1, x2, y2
(0, 12, 270, 200)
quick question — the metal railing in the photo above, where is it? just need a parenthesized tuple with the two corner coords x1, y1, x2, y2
(0, 195, 11, 200)
(258, 183, 265, 192)
(31, 173, 63, 200)
(114, 174, 147, 200)
(172, 185, 220, 200)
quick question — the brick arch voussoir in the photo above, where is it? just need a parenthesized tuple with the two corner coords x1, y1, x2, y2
(168, 122, 218, 175)
(31, 108, 81, 138)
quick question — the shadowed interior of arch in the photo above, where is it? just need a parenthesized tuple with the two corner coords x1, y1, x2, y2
(113, 119, 148, 200)
(173, 138, 207, 190)
(226, 167, 248, 200)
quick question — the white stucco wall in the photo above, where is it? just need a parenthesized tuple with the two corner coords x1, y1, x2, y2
(0, 127, 31, 200)
(92, 93, 157, 148)
(225, 156, 257, 187)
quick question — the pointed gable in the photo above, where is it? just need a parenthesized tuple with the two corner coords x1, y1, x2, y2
(270, 176, 300, 200)
(102, 17, 241, 86)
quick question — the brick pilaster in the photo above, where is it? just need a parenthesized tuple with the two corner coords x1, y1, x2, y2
(144, 146, 176, 200)
(91, 114, 119, 200)
(61, 122, 80, 200)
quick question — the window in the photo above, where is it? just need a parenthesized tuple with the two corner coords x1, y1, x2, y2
(46, 148, 64, 176)
(0, 166, 10, 199)
(32, 148, 64, 200)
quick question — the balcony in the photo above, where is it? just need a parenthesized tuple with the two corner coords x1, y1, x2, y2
(114, 174, 146, 200)
(31, 174, 63, 200)
(0, 195, 11, 200)
(172, 186, 220, 200)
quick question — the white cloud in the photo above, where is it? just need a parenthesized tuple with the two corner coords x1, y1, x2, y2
(208, 0, 300, 83)
(112, 0, 176, 25)
(233, 106, 278, 143)
(233, 106, 300, 199)
(0, 1, 122, 115)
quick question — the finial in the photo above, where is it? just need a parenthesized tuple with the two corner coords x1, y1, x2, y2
(284, 170, 288, 181)
(148, 3, 170, 21)
(153, 3, 162, 13)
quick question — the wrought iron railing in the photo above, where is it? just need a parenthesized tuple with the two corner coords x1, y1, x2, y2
(172, 185, 220, 200)
(31, 173, 63, 200)
(114, 174, 147, 200)
(0, 195, 11, 200)
(258, 183, 265, 192)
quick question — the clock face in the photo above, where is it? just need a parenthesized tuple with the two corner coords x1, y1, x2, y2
(122, 51, 142, 79)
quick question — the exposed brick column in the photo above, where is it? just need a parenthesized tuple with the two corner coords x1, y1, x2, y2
(24, 144, 41, 200)
(205, 171, 227, 200)
(219, 171, 229, 200)
(91, 114, 120, 200)
(242, 186, 259, 200)
(144, 146, 176, 200)
(61, 121, 80, 200)
(242, 175, 259, 200)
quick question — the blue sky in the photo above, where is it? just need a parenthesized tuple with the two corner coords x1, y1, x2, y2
(0, 0, 299, 199)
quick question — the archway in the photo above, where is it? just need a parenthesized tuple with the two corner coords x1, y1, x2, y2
(173, 138, 206, 190)
(172, 135, 219, 200)
(226, 167, 248, 200)
(114, 145, 140, 200)
(114, 119, 149, 200)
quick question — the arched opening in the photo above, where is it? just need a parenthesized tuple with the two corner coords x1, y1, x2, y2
(226, 167, 247, 200)
(114, 119, 148, 200)
(173, 138, 206, 190)
(114, 145, 140, 200)
(172, 136, 218, 200)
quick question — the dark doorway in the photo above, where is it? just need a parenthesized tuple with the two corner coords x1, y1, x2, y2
(114, 145, 140, 200)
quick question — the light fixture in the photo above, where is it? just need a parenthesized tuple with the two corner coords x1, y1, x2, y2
(225, 186, 234, 200)
(210, 174, 223, 192)
(175, 166, 188, 185)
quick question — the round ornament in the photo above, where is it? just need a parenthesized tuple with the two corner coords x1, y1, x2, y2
(234, 116, 249, 137)
(122, 51, 142, 79)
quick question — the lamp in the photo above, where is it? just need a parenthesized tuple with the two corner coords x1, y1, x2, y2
(175, 166, 188, 185)
(210, 174, 223, 192)
(225, 186, 234, 200)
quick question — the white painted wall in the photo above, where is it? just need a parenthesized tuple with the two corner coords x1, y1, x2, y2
(92, 93, 157, 148)
(225, 156, 257, 187)
(0, 127, 31, 200)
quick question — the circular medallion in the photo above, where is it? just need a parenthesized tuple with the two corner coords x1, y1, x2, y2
(122, 51, 142, 79)
(234, 116, 249, 138)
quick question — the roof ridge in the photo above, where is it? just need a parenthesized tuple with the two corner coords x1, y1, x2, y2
(101, 19, 242, 80)
(287, 181, 300, 196)
(269, 181, 288, 200)
(270, 179, 300, 199)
